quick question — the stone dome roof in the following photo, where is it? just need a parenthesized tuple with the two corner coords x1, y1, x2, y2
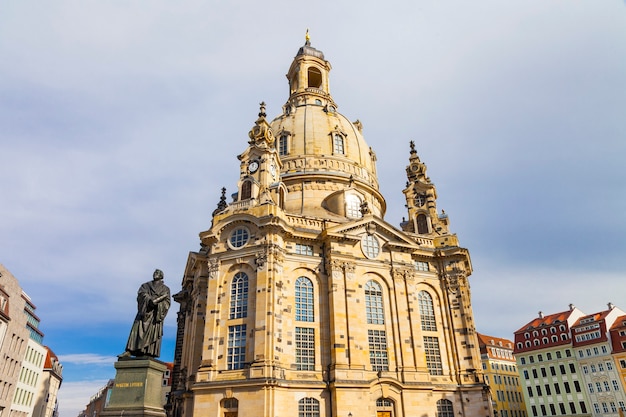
(269, 40, 386, 219)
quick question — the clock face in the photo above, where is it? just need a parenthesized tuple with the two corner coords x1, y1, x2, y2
(248, 161, 259, 173)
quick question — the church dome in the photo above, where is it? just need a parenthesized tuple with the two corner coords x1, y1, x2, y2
(270, 39, 386, 219)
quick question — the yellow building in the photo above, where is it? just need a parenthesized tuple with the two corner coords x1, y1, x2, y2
(166, 37, 491, 417)
(478, 334, 527, 417)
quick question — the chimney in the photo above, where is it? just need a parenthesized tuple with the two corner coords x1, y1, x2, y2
(608, 302, 615, 310)
(538, 311, 544, 319)
(569, 303, 575, 311)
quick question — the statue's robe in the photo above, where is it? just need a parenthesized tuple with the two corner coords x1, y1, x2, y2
(125, 280, 171, 357)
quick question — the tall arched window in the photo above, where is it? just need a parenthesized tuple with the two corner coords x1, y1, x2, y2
(241, 181, 252, 200)
(417, 213, 429, 234)
(230, 272, 248, 319)
(365, 280, 384, 325)
(298, 397, 320, 417)
(295, 277, 314, 322)
(436, 399, 454, 417)
(418, 291, 437, 331)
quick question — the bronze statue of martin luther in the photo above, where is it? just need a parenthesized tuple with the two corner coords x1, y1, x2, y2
(119, 269, 171, 358)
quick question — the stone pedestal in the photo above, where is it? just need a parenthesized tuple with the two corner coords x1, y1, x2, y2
(101, 357, 167, 417)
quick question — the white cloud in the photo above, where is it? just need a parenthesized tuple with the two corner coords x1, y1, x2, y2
(58, 353, 118, 366)
(57, 379, 110, 417)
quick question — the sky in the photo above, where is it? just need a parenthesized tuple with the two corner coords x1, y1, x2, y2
(1, 0, 625, 415)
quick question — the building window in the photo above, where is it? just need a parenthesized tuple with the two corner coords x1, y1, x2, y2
(279, 134, 289, 156)
(365, 280, 385, 325)
(222, 398, 238, 412)
(607, 361, 613, 370)
(418, 291, 437, 331)
(333, 134, 345, 155)
(295, 277, 314, 322)
(417, 213, 429, 234)
(298, 397, 320, 417)
(415, 261, 430, 271)
(229, 227, 250, 249)
(424, 336, 443, 375)
(345, 194, 362, 218)
(361, 234, 380, 259)
(368, 329, 389, 371)
(295, 327, 315, 371)
(241, 180, 252, 200)
(230, 272, 248, 319)
(613, 380, 620, 391)
(295, 243, 314, 256)
(436, 399, 454, 417)
(227, 324, 247, 370)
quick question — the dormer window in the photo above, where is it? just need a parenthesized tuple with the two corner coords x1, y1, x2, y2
(346, 194, 362, 219)
(279, 134, 289, 156)
(333, 134, 345, 155)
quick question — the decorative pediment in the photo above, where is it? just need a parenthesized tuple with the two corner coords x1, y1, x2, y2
(322, 216, 420, 250)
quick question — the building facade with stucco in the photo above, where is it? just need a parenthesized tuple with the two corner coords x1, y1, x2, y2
(166, 37, 491, 417)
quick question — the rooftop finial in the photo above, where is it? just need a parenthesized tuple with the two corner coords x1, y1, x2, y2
(259, 101, 267, 118)
(409, 140, 417, 154)
(305, 28, 310, 45)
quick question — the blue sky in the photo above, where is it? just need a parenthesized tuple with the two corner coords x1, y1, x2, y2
(1, 1, 625, 416)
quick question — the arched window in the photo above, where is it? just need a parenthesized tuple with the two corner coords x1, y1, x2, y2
(333, 134, 345, 155)
(525, 341, 531, 348)
(241, 181, 252, 200)
(222, 397, 238, 412)
(376, 397, 393, 407)
(307, 67, 322, 88)
(298, 397, 320, 417)
(295, 277, 314, 322)
(417, 213, 429, 234)
(230, 272, 248, 319)
(345, 194, 362, 218)
(542, 337, 548, 345)
(279, 134, 289, 156)
(534, 340, 540, 346)
(365, 280, 384, 325)
(436, 399, 454, 417)
(418, 291, 437, 331)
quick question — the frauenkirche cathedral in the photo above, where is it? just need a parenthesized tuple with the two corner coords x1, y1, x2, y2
(166, 36, 491, 417)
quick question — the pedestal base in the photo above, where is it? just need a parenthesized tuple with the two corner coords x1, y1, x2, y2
(101, 357, 166, 417)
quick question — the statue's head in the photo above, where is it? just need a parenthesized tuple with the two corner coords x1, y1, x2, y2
(153, 269, 164, 281)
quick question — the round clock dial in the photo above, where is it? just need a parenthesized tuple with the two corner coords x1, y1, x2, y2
(248, 161, 259, 173)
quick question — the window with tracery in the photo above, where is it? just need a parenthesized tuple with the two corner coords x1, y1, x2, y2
(436, 399, 454, 417)
(230, 272, 248, 319)
(365, 280, 384, 325)
(418, 291, 437, 331)
(295, 277, 314, 322)
(298, 397, 320, 417)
